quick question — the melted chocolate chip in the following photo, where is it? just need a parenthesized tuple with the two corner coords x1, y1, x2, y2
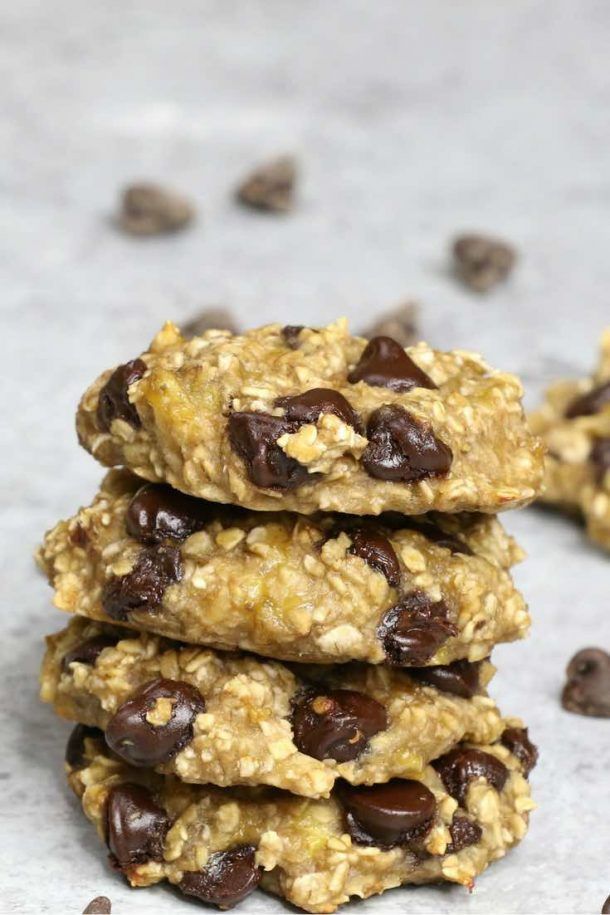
(348, 528, 401, 587)
(228, 412, 310, 490)
(565, 380, 610, 419)
(276, 388, 362, 433)
(105, 678, 206, 766)
(105, 783, 170, 871)
(338, 779, 436, 848)
(101, 544, 183, 622)
(96, 359, 147, 432)
(179, 846, 262, 909)
(348, 336, 436, 393)
(501, 727, 538, 777)
(562, 648, 610, 718)
(377, 591, 457, 666)
(433, 747, 508, 806)
(62, 635, 118, 673)
(589, 438, 610, 483)
(446, 815, 482, 853)
(375, 513, 474, 555)
(65, 724, 104, 770)
(70, 524, 89, 548)
(282, 325, 305, 348)
(126, 483, 214, 543)
(292, 689, 388, 762)
(362, 405, 453, 483)
(410, 659, 482, 698)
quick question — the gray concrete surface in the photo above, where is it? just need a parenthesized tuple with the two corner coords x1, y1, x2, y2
(1, 1, 609, 912)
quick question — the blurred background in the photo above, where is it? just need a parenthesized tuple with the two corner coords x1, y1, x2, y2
(2, 2, 609, 913)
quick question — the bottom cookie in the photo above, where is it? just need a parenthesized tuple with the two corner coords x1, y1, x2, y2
(66, 725, 536, 913)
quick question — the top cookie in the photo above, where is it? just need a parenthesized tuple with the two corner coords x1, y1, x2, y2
(77, 320, 544, 516)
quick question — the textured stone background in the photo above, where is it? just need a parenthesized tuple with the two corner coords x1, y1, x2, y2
(1, 1, 609, 912)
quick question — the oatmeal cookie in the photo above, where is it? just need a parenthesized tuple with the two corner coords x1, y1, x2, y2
(76, 320, 543, 516)
(38, 471, 530, 667)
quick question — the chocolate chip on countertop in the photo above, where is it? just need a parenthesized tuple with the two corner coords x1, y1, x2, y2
(179, 845, 262, 909)
(562, 648, 610, 718)
(348, 528, 401, 587)
(105, 678, 206, 767)
(362, 404, 453, 483)
(410, 659, 482, 699)
(338, 779, 436, 848)
(602, 895, 610, 915)
(589, 438, 610, 483)
(501, 727, 539, 777)
(65, 724, 104, 770)
(228, 412, 311, 490)
(96, 359, 147, 432)
(276, 388, 362, 433)
(181, 307, 239, 338)
(118, 182, 194, 236)
(348, 336, 436, 393)
(446, 815, 482, 854)
(360, 301, 418, 349)
(82, 896, 112, 914)
(62, 635, 119, 673)
(105, 783, 170, 870)
(433, 747, 508, 806)
(101, 544, 183, 622)
(292, 689, 388, 762)
(565, 381, 610, 419)
(126, 483, 215, 544)
(235, 155, 296, 213)
(452, 233, 516, 293)
(377, 591, 457, 666)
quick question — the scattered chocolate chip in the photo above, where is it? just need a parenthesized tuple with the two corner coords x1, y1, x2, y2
(105, 783, 170, 870)
(126, 483, 215, 544)
(433, 747, 508, 806)
(65, 724, 104, 770)
(501, 727, 538, 777)
(62, 635, 118, 673)
(348, 336, 436, 393)
(360, 301, 418, 349)
(105, 678, 206, 767)
(181, 307, 239, 338)
(118, 182, 194, 236)
(377, 591, 457, 665)
(602, 895, 610, 915)
(362, 405, 453, 483)
(452, 233, 516, 293)
(292, 689, 388, 762)
(338, 779, 436, 848)
(102, 544, 183, 621)
(348, 528, 401, 587)
(282, 325, 306, 348)
(96, 359, 147, 432)
(236, 156, 296, 213)
(565, 381, 610, 419)
(228, 412, 310, 490)
(276, 388, 362, 433)
(179, 845, 262, 909)
(562, 648, 610, 718)
(410, 659, 482, 699)
(446, 815, 482, 854)
(82, 896, 112, 914)
(589, 438, 610, 483)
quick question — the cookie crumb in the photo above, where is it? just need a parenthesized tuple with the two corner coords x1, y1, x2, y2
(182, 308, 239, 338)
(452, 233, 516, 292)
(360, 301, 418, 348)
(118, 182, 194, 236)
(235, 156, 296, 213)
(82, 896, 111, 914)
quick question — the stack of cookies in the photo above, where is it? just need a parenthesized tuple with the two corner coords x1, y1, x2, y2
(38, 320, 543, 913)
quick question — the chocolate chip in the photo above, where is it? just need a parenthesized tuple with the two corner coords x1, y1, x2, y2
(565, 381, 610, 419)
(338, 779, 436, 848)
(410, 660, 482, 698)
(126, 483, 215, 544)
(501, 727, 538, 777)
(362, 405, 453, 483)
(348, 529, 401, 587)
(96, 359, 147, 432)
(118, 182, 194, 236)
(62, 635, 118, 673)
(433, 747, 508, 806)
(228, 412, 310, 490)
(375, 513, 474, 555)
(377, 591, 457, 665)
(101, 544, 183, 622)
(446, 815, 482, 854)
(589, 438, 610, 483)
(70, 523, 89, 548)
(65, 724, 104, 770)
(452, 233, 516, 293)
(348, 336, 436, 393)
(562, 648, 610, 718)
(602, 895, 610, 915)
(361, 301, 418, 349)
(105, 783, 170, 870)
(179, 846, 262, 909)
(292, 689, 388, 762)
(276, 388, 362, 433)
(235, 155, 296, 213)
(181, 307, 239, 339)
(105, 678, 205, 766)
(282, 325, 305, 348)
(82, 897, 112, 914)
